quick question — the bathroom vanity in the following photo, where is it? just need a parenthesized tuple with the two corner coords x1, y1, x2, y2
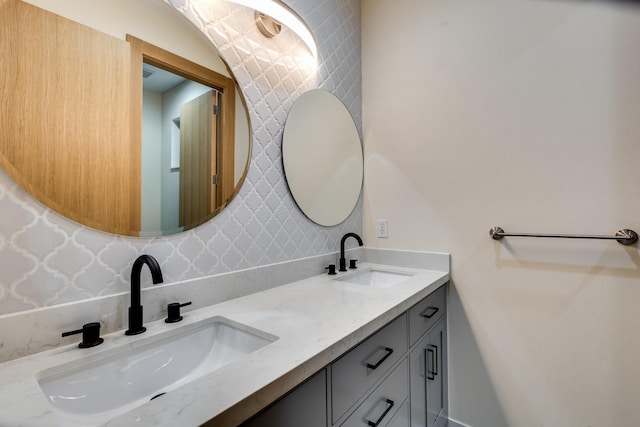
(243, 285, 448, 427)
(0, 251, 449, 427)
(0, 2, 445, 426)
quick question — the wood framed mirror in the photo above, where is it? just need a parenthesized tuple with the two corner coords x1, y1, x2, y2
(0, 0, 251, 237)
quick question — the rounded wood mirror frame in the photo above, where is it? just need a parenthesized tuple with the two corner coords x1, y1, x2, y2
(0, 0, 251, 237)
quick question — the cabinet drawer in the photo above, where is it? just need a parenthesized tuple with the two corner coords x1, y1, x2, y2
(341, 359, 408, 427)
(386, 399, 409, 427)
(332, 314, 408, 423)
(408, 285, 446, 346)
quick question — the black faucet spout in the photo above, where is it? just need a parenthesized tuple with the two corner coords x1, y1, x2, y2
(126, 254, 163, 335)
(339, 232, 363, 272)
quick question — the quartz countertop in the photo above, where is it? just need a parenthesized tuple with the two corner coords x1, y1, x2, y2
(0, 262, 449, 427)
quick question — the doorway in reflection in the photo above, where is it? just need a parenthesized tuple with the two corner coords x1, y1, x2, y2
(141, 64, 221, 235)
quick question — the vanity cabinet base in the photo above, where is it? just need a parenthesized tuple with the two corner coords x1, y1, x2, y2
(241, 369, 327, 427)
(244, 283, 448, 427)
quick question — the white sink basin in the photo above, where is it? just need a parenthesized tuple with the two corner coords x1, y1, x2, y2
(36, 316, 277, 426)
(336, 268, 414, 288)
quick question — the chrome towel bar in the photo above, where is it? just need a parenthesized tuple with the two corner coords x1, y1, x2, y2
(489, 227, 638, 246)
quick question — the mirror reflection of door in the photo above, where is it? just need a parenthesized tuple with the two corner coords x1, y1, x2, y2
(179, 90, 219, 230)
(132, 35, 238, 236)
(140, 64, 220, 234)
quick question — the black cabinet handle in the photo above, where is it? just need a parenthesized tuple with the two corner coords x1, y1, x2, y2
(367, 398, 395, 427)
(427, 347, 435, 380)
(420, 306, 439, 319)
(366, 347, 394, 370)
(427, 344, 438, 380)
(431, 344, 439, 376)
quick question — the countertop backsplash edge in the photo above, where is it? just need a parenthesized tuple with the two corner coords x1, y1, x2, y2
(0, 248, 448, 363)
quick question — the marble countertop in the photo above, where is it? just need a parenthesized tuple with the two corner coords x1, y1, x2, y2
(0, 262, 449, 427)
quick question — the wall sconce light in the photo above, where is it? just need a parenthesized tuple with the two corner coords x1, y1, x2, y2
(226, 0, 317, 59)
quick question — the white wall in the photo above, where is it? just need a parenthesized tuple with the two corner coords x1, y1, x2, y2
(362, 0, 640, 426)
(141, 90, 163, 233)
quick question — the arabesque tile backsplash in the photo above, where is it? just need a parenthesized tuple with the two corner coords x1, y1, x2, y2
(0, 0, 362, 315)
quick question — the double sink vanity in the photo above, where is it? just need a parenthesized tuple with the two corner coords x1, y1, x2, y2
(0, 4, 448, 426)
(0, 250, 450, 427)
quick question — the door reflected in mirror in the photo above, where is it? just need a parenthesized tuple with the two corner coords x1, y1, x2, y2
(130, 34, 244, 236)
(141, 64, 222, 235)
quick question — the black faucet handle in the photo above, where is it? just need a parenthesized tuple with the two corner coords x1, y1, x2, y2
(62, 322, 104, 348)
(349, 259, 358, 269)
(165, 301, 192, 323)
(326, 264, 337, 275)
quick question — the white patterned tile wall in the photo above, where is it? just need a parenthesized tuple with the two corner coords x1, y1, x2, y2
(0, 0, 362, 315)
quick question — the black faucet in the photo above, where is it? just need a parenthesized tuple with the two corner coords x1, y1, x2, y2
(339, 232, 363, 272)
(125, 254, 163, 335)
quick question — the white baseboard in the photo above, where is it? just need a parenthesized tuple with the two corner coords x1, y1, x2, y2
(448, 418, 473, 427)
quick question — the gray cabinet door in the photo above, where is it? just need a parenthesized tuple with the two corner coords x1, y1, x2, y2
(409, 332, 429, 427)
(426, 319, 447, 427)
(242, 369, 327, 427)
(409, 317, 447, 427)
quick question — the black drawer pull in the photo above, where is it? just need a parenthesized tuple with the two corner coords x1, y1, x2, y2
(427, 344, 438, 380)
(420, 306, 439, 319)
(366, 347, 394, 370)
(367, 398, 395, 427)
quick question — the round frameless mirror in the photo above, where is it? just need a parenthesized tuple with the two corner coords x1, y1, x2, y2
(282, 89, 363, 226)
(0, 0, 251, 237)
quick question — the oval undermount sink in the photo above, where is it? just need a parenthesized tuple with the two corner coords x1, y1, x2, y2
(335, 268, 414, 288)
(36, 316, 277, 427)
